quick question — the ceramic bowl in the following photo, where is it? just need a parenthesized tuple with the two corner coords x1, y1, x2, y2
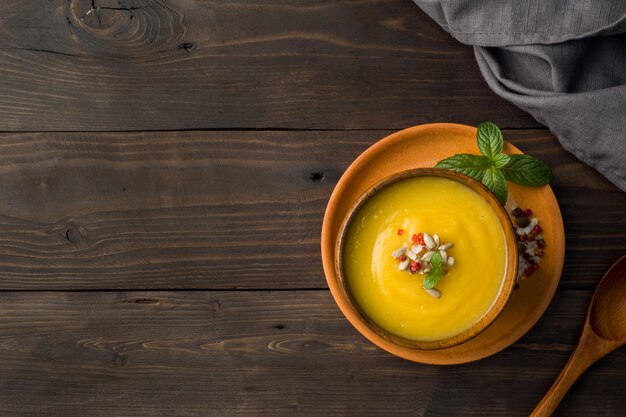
(331, 168, 518, 351)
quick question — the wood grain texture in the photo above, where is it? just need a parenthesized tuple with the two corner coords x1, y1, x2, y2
(0, 289, 623, 417)
(0, 0, 537, 131)
(0, 1, 621, 415)
(0, 129, 623, 290)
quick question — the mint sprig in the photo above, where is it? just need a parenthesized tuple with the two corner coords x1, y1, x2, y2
(481, 168, 508, 205)
(500, 154, 554, 186)
(435, 122, 554, 204)
(434, 154, 492, 179)
(477, 121, 503, 159)
(423, 251, 445, 289)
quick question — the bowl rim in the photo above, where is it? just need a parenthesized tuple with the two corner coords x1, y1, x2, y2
(333, 167, 519, 350)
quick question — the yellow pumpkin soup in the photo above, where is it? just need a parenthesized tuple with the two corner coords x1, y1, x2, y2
(343, 176, 507, 342)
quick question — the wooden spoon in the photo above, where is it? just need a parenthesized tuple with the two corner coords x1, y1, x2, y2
(531, 254, 626, 416)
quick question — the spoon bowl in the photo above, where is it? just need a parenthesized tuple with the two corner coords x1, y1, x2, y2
(531, 254, 626, 416)
(589, 256, 626, 341)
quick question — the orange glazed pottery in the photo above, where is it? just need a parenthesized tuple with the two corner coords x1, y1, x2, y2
(321, 123, 565, 364)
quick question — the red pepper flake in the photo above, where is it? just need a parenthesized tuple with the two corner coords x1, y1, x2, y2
(520, 234, 528, 242)
(537, 239, 545, 248)
(409, 261, 421, 274)
(524, 266, 534, 276)
(532, 262, 540, 271)
(523, 208, 532, 217)
(532, 225, 543, 234)
(411, 234, 419, 244)
(417, 232, 425, 246)
(399, 254, 407, 262)
(397, 229, 404, 236)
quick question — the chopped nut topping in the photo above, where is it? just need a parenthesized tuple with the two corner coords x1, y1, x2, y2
(392, 229, 455, 298)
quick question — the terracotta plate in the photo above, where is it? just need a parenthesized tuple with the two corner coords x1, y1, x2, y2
(321, 123, 565, 364)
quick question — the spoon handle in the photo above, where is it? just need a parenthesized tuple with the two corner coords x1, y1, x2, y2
(530, 329, 613, 417)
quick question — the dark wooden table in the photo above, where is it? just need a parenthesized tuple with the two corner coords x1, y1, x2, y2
(0, 1, 624, 416)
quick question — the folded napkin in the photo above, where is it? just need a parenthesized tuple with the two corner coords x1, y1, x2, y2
(412, 0, 626, 191)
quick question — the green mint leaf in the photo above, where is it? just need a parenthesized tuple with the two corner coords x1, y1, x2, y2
(477, 122, 504, 159)
(481, 168, 508, 205)
(435, 154, 492, 183)
(429, 251, 443, 269)
(423, 252, 444, 289)
(501, 154, 554, 186)
(493, 153, 510, 168)
(424, 267, 444, 289)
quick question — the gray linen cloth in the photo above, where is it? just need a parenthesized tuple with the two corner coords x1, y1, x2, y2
(412, 0, 626, 191)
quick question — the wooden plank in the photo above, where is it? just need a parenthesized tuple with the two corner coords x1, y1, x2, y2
(0, 0, 537, 131)
(0, 289, 623, 416)
(0, 129, 623, 290)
